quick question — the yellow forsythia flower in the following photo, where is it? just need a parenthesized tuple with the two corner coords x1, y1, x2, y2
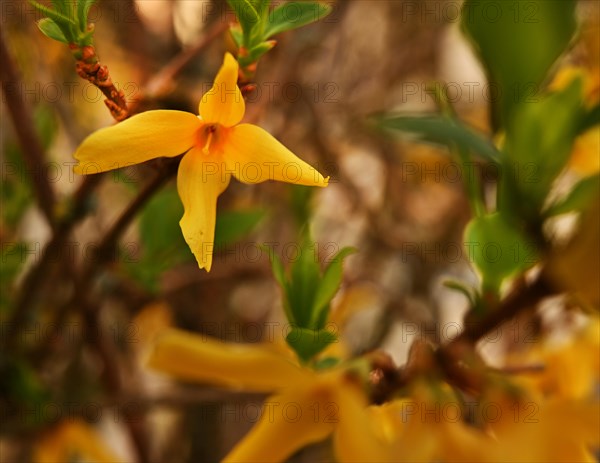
(74, 53, 328, 271)
(148, 329, 379, 463)
(33, 419, 122, 463)
(550, 66, 600, 175)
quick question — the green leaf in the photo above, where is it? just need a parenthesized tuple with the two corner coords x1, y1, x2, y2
(227, 0, 261, 44)
(442, 280, 476, 307)
(266, 247, 295, 324)
(314, 356, 341, 370)
(139, 186, 186, 260)
(263, 2, 331, 39)
(501, 78, 584, 218)
(0, 243, 27, 314)
(1, 107, 54, 229)
(311, 247, 356, 327)
(37, 18, 68, 43)
(377, 114, 500, 163)
(229, 26, 244, 48)
(464, 212, 538, 292)
(579, 104, 600, 134)
(461, 0, 577, 128)
(129, 186, 193, 292)
(290, 184, 314, 227)
(77, 0, 96, 33)
(247, 40, 277, 62)
(29, 0, 76, 41)
(544, 174, 600, 217)
(285, 326, 337, 363)
(0, 356, 49, 405)
(214, 209, 266, 248)
(288, 240, 321, 328)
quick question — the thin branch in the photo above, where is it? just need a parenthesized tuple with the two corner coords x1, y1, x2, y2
(71, 44, 129, 121)
(7, 174, 103, 351)
(81, 160, 179, 281)
(0, 30, 56, 227)
(370, 275, 557, 402)
(135, 20, 229, 106)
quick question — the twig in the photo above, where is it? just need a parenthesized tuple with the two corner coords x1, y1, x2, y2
(71, 44, 129, 121)
(9, 16, 225, 344)
(370, 275, 556, 402)
(7, 175, 102, 351)
(0, 30, 56, 227)
(135, 20, 229, 106)
(81, 160, 179, 281)
(452, 276, 554, 345)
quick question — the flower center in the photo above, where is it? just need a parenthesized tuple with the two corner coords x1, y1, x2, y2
(196, 123, 225, 156)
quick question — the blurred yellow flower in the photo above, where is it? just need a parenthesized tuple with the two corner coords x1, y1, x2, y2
(510, 316, 600, 399)
(482, 396, 600, 463)
(148, 329, 381, 463)
(337, 383, 489, 463)
(33, 419, 121, 463)
(74, 53, 328, 271)
(551, 66, 600, 175)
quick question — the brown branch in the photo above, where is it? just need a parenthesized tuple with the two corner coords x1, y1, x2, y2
(370, 275, 557, 402)
(81, 160, 179, 282)
(452, 276, 554, 345)
(7, 174, 103, 351)
(71, 44, 129, 121)
(135, 20, 229, 107)
(0, 30, 56, 227)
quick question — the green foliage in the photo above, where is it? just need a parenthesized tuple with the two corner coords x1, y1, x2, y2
(2, 106, 55, 226)
(129, 186, 265, 292)
(263, 2, 331, 39)
(464, 213, 537, 292)
(579, 104, 600, 134)
(37, 17, 68, 43)
(377, 114, 500, 163)
(311, 247, 356, 327)
(30, 0, 96, 46)
(0, 244, 27, 315)
(285, 326, 337, 363)
(227, 0, 261, 44)
(375, 4, 581, 311)
(227, 0, 331, 67)
(544, 174, 600, 217)
(268, 241, 355, 362)
(461, 0, 577, 129)
(0, 355, 49, 429)
(501, 78, 583, 218)
(127, 186, 191, 292)
(214, 209, 266, 248)
(290, 184, 315, 227)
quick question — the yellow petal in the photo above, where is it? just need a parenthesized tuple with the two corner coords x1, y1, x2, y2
(223, 386, 336, 463)
(333, 384, 392, 463)
(225, 124, 329, 187)
(177, 148, 231, 271)
(569, 127, 600, 175)
(147, 328, 311, 392)
(199, 53, 245, 127)
(34, 420, 122, 463)
(74, 110, 201, 174)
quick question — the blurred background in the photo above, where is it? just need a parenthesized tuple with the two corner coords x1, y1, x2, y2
(1, 0, 597, 461)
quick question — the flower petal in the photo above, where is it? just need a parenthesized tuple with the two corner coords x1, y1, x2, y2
(34, 420, 122, 463)
(333, 384, 393, 463)
(73, 110, 201, 174)
(225, 124, 329, 186)
(199, 52, 245, 127)
(177, 148, 231, 271)
(147, 329, 311, 392)
(223, 387, 335, 463)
